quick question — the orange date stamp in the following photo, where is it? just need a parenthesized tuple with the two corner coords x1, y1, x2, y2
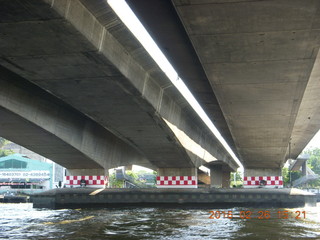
(208, 210, 306, 220)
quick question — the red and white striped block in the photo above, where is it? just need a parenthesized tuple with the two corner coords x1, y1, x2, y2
(156, 176, 197, 188)
(65, 176, 108, 188)
(244, 176, 283, 188)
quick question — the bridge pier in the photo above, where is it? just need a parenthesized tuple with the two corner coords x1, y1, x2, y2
(244, 168, 283, 188)
(209, 165, 231, 188)
(222, 170, 231, 188)
(156, 168, 197, 188)
(66, 169, 106, 176)
(65, 169, 109, 188)
(302, 161, 307, 176)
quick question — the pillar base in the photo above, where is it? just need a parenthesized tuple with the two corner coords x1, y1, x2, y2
(244, 168, 283, 188)
(156, 168, 197, 188)
(209, 165, 231, 188)
(65, 169, 108, 188)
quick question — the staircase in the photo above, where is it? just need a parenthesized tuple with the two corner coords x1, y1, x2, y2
(292, 166, 319, 187)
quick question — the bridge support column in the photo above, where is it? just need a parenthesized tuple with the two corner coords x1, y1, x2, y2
(244, 168, 283, 188)
(302, 162, 307, 176)
(222, 170, 231, 188)
(156, 168, 197, 188)
(66, 169, 106, 176)
(65, 169, 108, 188)
(209, 165, 231, 188)
(210, 165, 222, 188)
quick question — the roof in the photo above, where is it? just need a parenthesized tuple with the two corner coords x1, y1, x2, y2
(0, 154, 52, 171)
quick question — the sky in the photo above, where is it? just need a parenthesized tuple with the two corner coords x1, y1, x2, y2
(304, 130, 320, 150)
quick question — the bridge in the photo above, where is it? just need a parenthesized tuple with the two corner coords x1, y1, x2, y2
(1, 0, 320, 189)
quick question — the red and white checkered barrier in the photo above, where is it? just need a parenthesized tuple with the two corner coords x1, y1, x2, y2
(156, 176, 197, 188)
(244, 176, 283, 188)
(65, 176, 108, 188)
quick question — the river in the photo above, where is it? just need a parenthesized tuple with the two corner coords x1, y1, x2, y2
(1, 203, 320, 240)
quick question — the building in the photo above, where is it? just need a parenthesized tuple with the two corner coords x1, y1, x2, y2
(0, 154, 53, 194)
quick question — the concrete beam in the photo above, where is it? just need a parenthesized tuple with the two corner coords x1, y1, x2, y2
(0, 0, 238, 171)
(172, 0, 320, 169)
(0, 66, 152, 171)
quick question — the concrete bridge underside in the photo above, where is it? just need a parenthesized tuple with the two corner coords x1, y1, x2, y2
(0, 65, 152, 175)
(0, 0, 238, 176)
(128, 0, 320, 172)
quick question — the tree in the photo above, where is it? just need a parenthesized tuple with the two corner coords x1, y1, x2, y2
(304, 148, 320, 175)
(108, 172, 124, 188)
(0, 137, 13, 157)
(302, 147, 320, 187)
(0, 137, 7, 148)
(230, 171, 243, 187)
(282, 167, 290, 186)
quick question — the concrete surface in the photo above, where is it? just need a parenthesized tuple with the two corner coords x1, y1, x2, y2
(244, 168, 282, 177)
(31, 187, 317, 209)
(1, 0, 319, 173)
(0, 66, 151, 171)
(172, 0, 320, 168)
(0, 0, 238, 172)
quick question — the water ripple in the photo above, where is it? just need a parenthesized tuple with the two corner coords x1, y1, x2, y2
(1, 203, 320, 239)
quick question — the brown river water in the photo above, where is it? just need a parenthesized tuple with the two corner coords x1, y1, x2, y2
(1, 203, 320, 240)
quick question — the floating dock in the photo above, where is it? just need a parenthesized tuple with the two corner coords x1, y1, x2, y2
(0, 194, 29, 203)
(31, 188, 316, 209)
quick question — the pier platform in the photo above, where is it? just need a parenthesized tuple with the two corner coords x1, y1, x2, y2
(31, 188, 316, 209)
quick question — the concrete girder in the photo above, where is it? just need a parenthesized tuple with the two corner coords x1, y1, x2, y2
(172, 0, 320, 168)
(0, 0, 239, 170)
(0, 66, 152, 171)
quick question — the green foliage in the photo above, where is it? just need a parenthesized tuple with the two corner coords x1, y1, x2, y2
(0, 137, 13, 157)
(126, 170, 138, 179)
(108, 169, 157, 188)
(304, 148, 320, 175)
(0, 137, 6, 148)
(0, 149, 14, 158)
(303, 147, 320, 187)
(127, 170, 156, 187)
(291, 171, 302, 181)
(230, 171, 243, 187)
(282, 147, 320, 187)
(282, 167, 290, 186)
(108, 173, 124, 188)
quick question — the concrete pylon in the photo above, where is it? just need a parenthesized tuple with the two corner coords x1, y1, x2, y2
(302, 161, 307, 176)
(157, 168, 197, 177)
(222, 170, 231, 188)
(156, 168, 198, 188)
(244, 168, 283, 188)
(210, 165, 222, 188)
(244, 168, 282, 177)
(209, 165, 230, 188)
(66, 169, 106, 176)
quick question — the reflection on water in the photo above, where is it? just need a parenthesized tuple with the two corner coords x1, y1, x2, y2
(0, 203, 319, 240)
